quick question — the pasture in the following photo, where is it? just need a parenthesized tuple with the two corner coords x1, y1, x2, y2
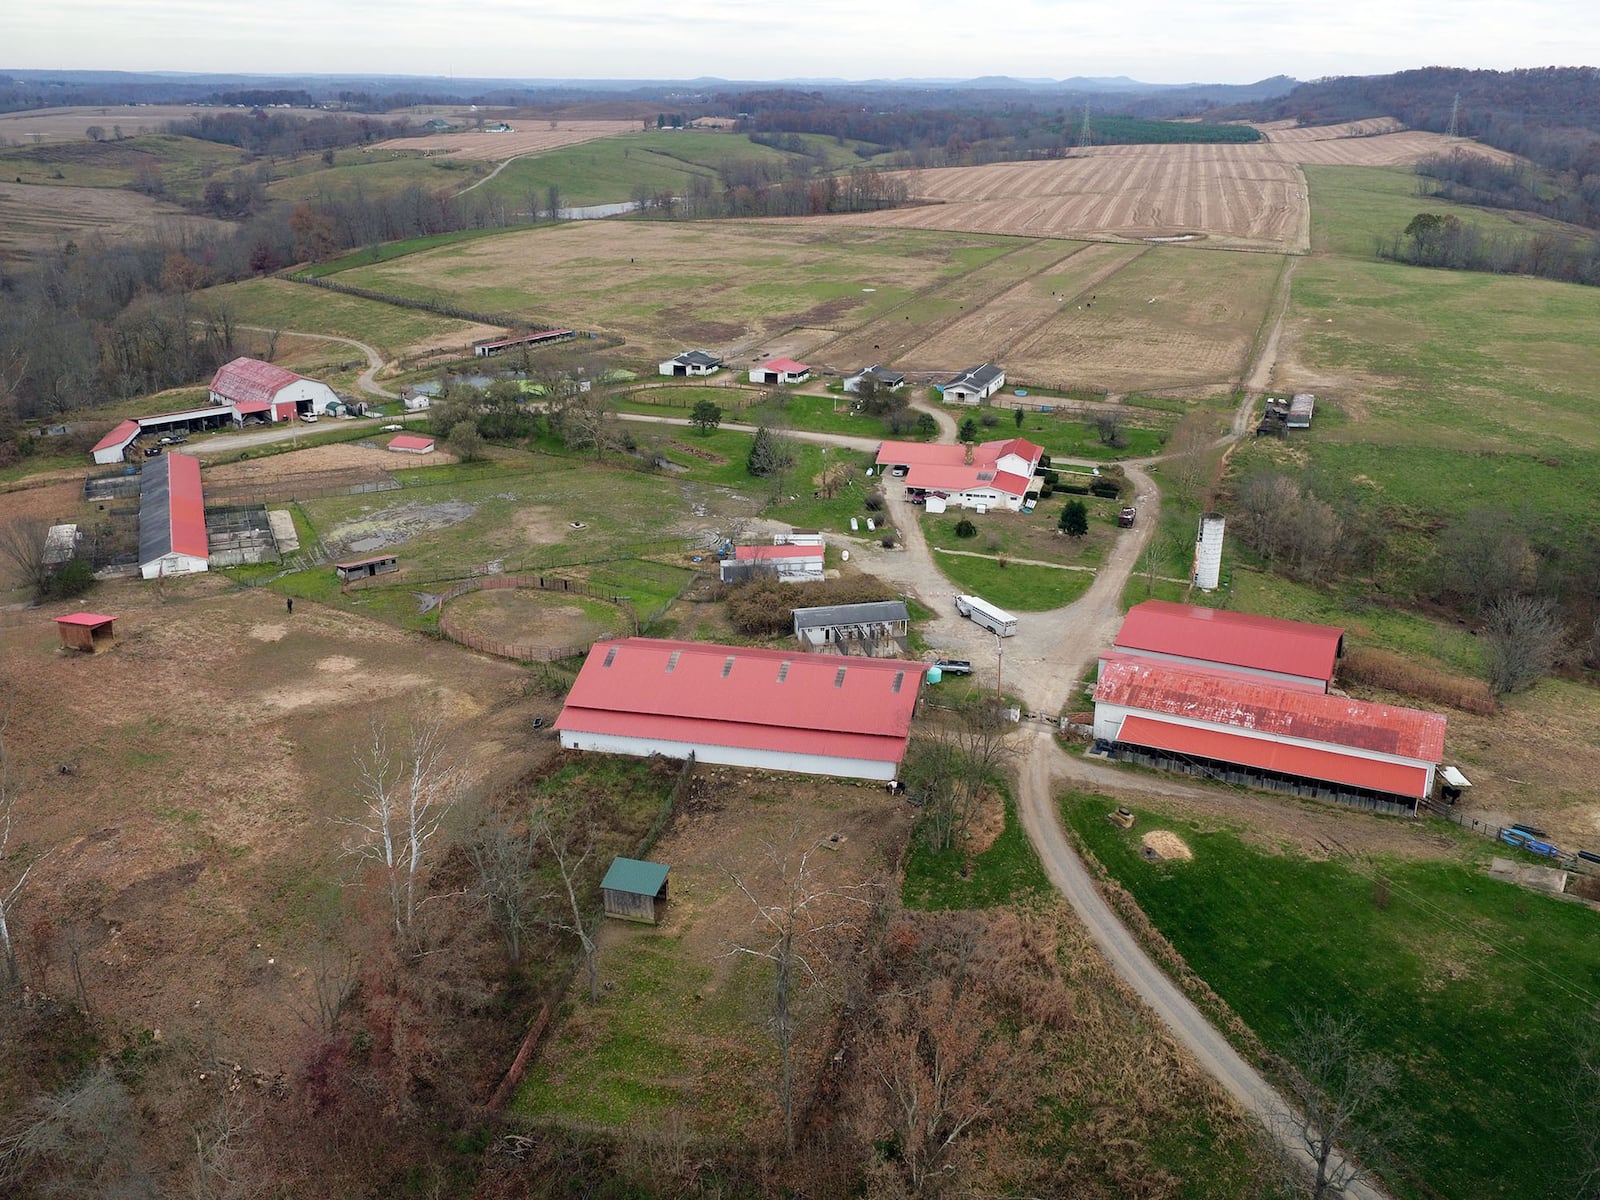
(0, 179, 230, 260)
(1064, 791, 1600, 1200)
(0, 104, 222, 144)
(366, 119, 638, 160)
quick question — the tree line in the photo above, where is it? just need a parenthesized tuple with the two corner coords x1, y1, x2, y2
(1376, 210, 1600, 286)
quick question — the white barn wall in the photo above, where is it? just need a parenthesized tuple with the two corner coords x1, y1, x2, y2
(559, 730, 898, 781)
(140, 553, 209, 580)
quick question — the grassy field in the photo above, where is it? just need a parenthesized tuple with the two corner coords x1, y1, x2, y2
(902, 792, 1050, 910)
(208, 277, 481, 362)
(0, 133, 248, 198)
(1063, 792, 1600, 1200)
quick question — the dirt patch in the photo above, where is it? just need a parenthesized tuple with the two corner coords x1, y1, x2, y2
(323, 499, 477, 554)
(511, 505, 571, 546)
(366, 120, 637, 161)
(202, 441, 453, 486)
(1141, 829, 1193, 861)
(446, 588, 627, 649)
(963, 789, 1006, 856)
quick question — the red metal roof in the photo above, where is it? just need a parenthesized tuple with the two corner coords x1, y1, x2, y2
(388, 434, 436, 452)
(761, 358, 810, 374)
(1115, 599, 1344, 683)
(234, 399, 272, 415)
(1116, 715, 1430, 799)
(92, 419, 140, 453)
(165, 452, 209, 558)
(1098, 651, 1325, 695)
(555, 638, 925, 762)
(875, 437, 1042, 470)
(209, 357, 306, 405)
(734, 544, 822, 561)
(1094, 657, 1446, 762)
(55, 612, 116, 628)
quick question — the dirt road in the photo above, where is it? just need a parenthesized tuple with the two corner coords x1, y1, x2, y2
(236, 325, 399, 399)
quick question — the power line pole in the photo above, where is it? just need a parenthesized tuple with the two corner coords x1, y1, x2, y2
(1077, 102, 1093, 150)
(1446, 92, 1461, 139)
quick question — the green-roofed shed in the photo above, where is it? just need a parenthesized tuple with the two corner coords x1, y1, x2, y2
(601, 857, 670, 924)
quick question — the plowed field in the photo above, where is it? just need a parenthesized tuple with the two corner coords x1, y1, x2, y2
(368, 120, 637, 161)
(820, 144, 1311, 252)
(0, 180, 230, 260)
(1267, 129, 1520, 167)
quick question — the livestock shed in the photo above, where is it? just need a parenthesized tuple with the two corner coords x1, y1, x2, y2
(44, 524, 81, 566)
(658, 349, 723, 377)
(749, 358, 810, 386)
(793, 600, 909, 654)
(1289, 393, 1315, 428)
(209, 357, 337, 420)
(601, 857, 670, 924)
(940, 363, 1006, 404)
(1110, 600, 1343, 692)
(336, 554, 399, 582)
(138, 451, 209, 580)
(387, 434, 436, 454)
(473, 329, 576, 358)
(1093, 657, 1446, 814)
(720, 543, 824, 584)
(555, 638, 927, 781)
(54, 612, 116, 652)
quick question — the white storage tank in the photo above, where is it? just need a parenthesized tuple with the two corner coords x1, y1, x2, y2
(1194, 512, 1225, 591)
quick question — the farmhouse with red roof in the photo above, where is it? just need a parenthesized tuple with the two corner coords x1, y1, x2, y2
(555, 638, 926, 781)
(875, 436, 1043, 512)
(1111, 599, 1344, 692)
(208, 356, 338, 422)
(748, 358, 811, 386)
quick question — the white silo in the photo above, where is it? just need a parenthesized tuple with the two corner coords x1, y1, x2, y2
(1193, 512, 1225, 591)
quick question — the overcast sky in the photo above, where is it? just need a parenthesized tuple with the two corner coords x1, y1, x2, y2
(4, 0, 1597, 85)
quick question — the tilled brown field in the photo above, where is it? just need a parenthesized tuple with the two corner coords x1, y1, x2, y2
(1266, 129, 1521, 167)
(0, 181, 231, 260)
(367, 120, 637, 161)
(820, 144, 1311, 252)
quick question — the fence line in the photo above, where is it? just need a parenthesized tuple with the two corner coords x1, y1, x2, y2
(1420, 798, 1598, 877)
(435, 574, 639, 663)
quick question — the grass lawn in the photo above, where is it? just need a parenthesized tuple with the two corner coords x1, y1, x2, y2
(1011, 412, 1170, 462)
(902, 792, 1050, 910)
(208, 277, 476, 362)
(932, 550, 1093, 612)
(1063, 792, 1600, 1200)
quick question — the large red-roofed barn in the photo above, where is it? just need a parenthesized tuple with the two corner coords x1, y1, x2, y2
(1093, 657, 1445, 813)
(138, 451, 209, 579)
(1111, 599, 1344, 692)
(555, 638, 926, 781)
(209, 357, 337, 421)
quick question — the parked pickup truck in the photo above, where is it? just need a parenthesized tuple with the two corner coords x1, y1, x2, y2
(932, 659, 973, 676)
(1118, 506, 1138, 528)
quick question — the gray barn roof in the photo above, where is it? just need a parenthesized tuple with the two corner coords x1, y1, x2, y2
(137, 454, 175, 567)
(792, 600, 909, 630)
(945, 362, 1004, 391)
(670, 349, 722, 367)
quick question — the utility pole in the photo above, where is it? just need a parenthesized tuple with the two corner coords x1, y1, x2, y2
(1446, 92, 1461, 139)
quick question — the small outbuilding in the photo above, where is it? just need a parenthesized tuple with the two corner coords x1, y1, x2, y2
(601, 857, 670, 924)
(387, 434, 436, 454)
(749, 358, 811, 386)
(336, 554, 399, 582)
(55, 612, 116, 652)
(844, 365, 906, 393)
(940, 363, 1006, 404)
(658, 350, 723, 377)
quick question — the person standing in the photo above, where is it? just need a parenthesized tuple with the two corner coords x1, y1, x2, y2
(286, 597, 294, 616)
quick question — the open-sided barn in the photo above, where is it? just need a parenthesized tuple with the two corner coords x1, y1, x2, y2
(555, 638, 926, 781)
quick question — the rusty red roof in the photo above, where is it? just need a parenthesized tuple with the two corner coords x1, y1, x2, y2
(388, 434, 435, 452)
(734, 544, 822, 561)
(1115, 599, 1344, 683)
(555, 638, 925, 763)
(92, 419, 140, 453)
(55, 612, 116, 628)
(762, 358, 809, 374)
(165, 452, 208, 559)
(1094, 657, 1446, 762)
(209, 357, 306, 405)
(1116, 716, 1431, 799)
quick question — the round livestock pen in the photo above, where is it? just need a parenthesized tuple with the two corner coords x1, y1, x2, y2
(437, 574, 637, 662)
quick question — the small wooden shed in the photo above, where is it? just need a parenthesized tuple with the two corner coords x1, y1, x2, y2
(336, 554, 399, 582)
(55, 612, 116, 652)
(601, 857, 670, 924)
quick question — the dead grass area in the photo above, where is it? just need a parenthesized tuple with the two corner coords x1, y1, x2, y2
(0, 582, 544, 1073)
(201, 441, 454, 490)
(0, 105, 222, 143)
(1267, 128, 1521, 167)
(366, 121, 637, 161)
(446, 588, 627, 648)
(523, 765, 913, 1133)
(1140, 829, 1193, 861)
(0, 180, 230, 260)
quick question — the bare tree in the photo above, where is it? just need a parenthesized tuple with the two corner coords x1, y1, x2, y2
(465, 814, 541, 966)
(532, 806, 599, 1001)
(290, 926, 358, 1037)
(1094, 406, 1126, 447)
(1438, 508, 1537, 614)
(1272, 1009, 1406, 1200)
(0, 704, 42, 989)
(1167, 408, 1216, 506)
(726, 836, 879, 1154)
(0, 517, 50, 598)
(0, 1063, 152, 1197)
(1484, 593, 1569, 695)
(341, 712, 462, 937)
(1563, 1004, 1600, 1199)
(900, 701, 1014, 854)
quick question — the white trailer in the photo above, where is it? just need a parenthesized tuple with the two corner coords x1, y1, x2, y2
(954, 594, 1018, 637)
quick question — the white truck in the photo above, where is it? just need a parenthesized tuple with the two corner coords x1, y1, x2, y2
(954, 594, 1018, 637)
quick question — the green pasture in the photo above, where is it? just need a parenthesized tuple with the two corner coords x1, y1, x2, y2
(1010, 412, 1169, 462)
(1302, 163, 1595, 260)
(208, 277, 474, 362)
(0, 133, 246, 197)
(266, 149, 486, 204)
(1064, 793, 1600, 1200)
(902, 793, 1049, 910)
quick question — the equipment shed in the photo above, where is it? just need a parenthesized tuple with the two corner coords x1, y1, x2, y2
(601, 857, 670, 924)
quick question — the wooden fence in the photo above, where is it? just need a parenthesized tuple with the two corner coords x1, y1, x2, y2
(436, 574, 638, 663)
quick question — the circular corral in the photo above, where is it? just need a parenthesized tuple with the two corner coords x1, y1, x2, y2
(439, 580, 632, 661)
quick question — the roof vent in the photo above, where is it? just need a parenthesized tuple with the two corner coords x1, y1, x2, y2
(834, 666, 847, 689)
(892, 670, 905, 693)
(603, 646, 618, 668)
(722, 655, 736, 678)
(777, 661, 791, 683)
(665, 650, 681, 672)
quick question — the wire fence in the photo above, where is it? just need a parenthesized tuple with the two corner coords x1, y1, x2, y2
(1420, 797, 1599, 876)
